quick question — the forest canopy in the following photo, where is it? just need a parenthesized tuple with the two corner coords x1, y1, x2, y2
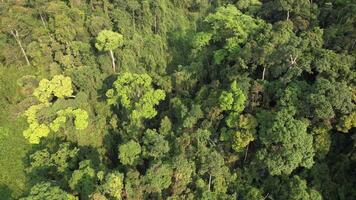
(0, 0, 355, 199)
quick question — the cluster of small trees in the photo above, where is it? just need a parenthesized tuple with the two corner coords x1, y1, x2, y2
(0, 0, 355, 199)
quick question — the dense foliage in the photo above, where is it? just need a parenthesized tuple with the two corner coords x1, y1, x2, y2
(0, 0, 355, 199)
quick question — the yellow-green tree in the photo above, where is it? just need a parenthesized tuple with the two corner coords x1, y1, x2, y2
(23, 75, 88, 144)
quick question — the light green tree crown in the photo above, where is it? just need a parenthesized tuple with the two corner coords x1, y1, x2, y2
(95, 30, 124, 51)
(23, 76, 89, 144)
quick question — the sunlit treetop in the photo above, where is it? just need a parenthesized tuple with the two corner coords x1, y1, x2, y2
(23, 76, 88, 144)
(95, 30, 124, 52)
(102, 171, 124, 200)
(118, 140, 142, 166)
(219, 81, 247, 113)
(33, 75, 73, 103)
(200, 4, 265, 52)
(337, 112, 356, 133)
(24, 106, 89, 144)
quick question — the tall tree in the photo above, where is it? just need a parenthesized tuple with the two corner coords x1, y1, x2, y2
(256, 107, 315, 175)
(95, 30, 124, 72)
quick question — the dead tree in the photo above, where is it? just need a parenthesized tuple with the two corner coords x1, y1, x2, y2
(10, 29, 30, 66)
(288, 54, 298, 68)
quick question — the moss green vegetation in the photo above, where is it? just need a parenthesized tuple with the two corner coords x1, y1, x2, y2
(0, 67, 32, 199)
(0, 0, 355, 199)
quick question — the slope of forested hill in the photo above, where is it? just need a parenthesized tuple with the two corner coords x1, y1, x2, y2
(0, 0, 355, 199)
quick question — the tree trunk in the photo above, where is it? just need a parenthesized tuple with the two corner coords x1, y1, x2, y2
(287, 10, 290, 21)
(263, 193, 270, 200)
(208, 174, 212, 191)
(10, 30, 30, 66)
(109, 50, 116, 72)
(132, 10, 135, 32)
(39, 13, 47, 29)
(262, 67, 266, 80)
(244, 144, 249, 162)
(39, 13, 53, 40)
(154, 14, 157, 34)
(351, 39, 356, 50)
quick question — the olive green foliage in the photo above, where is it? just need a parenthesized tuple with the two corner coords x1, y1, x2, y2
(0, 67, 33, 199)
(106, 72, 165, 123)
(312, 125, 331, 159)
(337, 112, 356, 133)
(102, 171, 124, 200)
(69, 160, 96, 199)
(28, 143, 79, 179)
(264, 176, 322, 200)
(142, 129, 170, 158)
(231, 114, 257, 152)
(118, 140, 141, 166)
(220, 113, 258, 153)
(195, 5, 266, 66)
(257, 108, 314, 175)
(1, 1, 355, 200)
(20, 182, 75, 200)
(145, 162, 173, 192)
